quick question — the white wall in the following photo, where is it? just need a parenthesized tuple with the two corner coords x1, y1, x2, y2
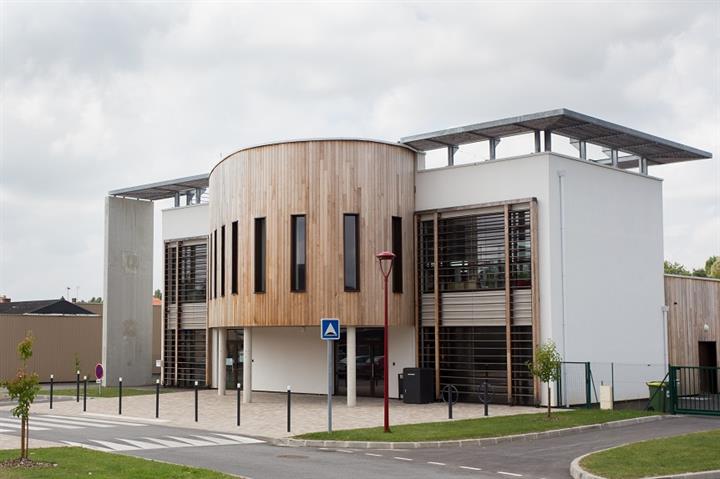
(162, 203, 209, 240)
(249, 326, 415, 398)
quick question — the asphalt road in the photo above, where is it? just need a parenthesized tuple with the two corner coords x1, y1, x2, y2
(1, 409, 718, 479)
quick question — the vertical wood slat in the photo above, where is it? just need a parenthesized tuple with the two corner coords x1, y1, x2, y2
(174, 241, 180, 385)
(530, 199, 541, 404)
(504, 204, 512, 404)
(433, 212, 441, 399)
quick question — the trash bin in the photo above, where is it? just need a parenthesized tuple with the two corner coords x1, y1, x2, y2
(647, 381, 668, 412)
(403, 368, 434, 404)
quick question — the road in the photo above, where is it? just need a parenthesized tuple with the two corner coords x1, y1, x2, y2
(1, 409, 718, 478)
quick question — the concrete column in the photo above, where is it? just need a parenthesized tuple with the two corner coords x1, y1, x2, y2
(347, 326, 357, 407)
(243, 327, 253, 403)
(218, 328, 227, 396)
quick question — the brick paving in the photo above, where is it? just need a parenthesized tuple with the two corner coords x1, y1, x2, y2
(17, 390, 541, 438)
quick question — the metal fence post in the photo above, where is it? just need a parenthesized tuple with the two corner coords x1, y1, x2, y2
(155, 379, 160, 418)
(118, 377, 123, 415)
(237, 382, 241, 427)
(49, 374, 54, 410)
(83, 376, 88, 412)
(194, 381, 199, 422)
(556, 364, 562, 408)
(76, 370, 80, 402)
(585, 362, 591, 409)
(287, 385, 291, 433)
(669, 366, 677, 415)
(610, 362, 615, 407)
(483, 381, 489, 417)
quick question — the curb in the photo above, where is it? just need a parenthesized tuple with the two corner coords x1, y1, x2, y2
(570, 448, 720, 479)
(273, 414, 671, 450)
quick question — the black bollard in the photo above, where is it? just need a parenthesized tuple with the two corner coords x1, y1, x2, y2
(483, 381, 489, 417)
(194, 381, 199, 422)
(286, 386, 291, 433)
(236, 382, 241, 427)
(49, 374, 54, 409)
(118, 377, 123, 415)
(76, 370, 80, 402)
(449, 395, 453, 419)
(155, 379, 160, 418)
(83, 376, 88, 412)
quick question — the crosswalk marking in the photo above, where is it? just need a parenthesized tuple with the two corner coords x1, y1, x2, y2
(116, 438, 165, 450)
(190, 435, 239, 446)
(34, 416, 114, 428)
(62, 440, 112, 452)
(60, 433, 262, 452)
(0, 419, 49, 431)
(166, 435, 216, 447)
(140, 437, 189, 448)
(0, 429, 11, 434)
(43, 415, 146, 427)
(90, 439, 137, 451)
(212, 433, 265, 444)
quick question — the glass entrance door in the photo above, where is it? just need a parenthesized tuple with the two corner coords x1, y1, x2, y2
(335, 328, 384, 398)
(226, 329, 244, 390)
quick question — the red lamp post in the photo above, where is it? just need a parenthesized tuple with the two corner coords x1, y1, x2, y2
(376, 250, 395, 433)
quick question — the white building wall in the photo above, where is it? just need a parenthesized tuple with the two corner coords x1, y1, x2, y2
(162, 203, 209, 240)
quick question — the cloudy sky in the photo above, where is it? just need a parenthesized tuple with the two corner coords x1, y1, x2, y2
(1, 1, 718, 301)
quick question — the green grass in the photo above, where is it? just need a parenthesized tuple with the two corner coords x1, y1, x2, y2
(50, 387, 165, 398)
(581, 429, 720, 479)
(0, 447, 235, 478)
(296, 409, 656, 442)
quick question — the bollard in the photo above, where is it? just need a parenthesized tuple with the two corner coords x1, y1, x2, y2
(194, 381, 199, 422)
(483, 381, 489, 417)
(286, 385, 291, 433)
(118, 377, 123, 415)
(449, 396, 453, 419)
(441, 384, 458, 420)
(236, 383, 241, 427)
(76, 370, 80, 402)
(83, 376, 88, 412)
(49, 374, 54, 409)
(155, 379, 160, 418)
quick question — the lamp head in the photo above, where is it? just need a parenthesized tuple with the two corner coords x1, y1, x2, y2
(376, 251, 396, 277)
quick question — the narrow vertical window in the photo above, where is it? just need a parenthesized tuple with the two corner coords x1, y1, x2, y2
(213, 229, 218, 299)
(220, 225, 226, 297)
(291, 215, 306, 292)
(254, 218, 266, 293)
(392, 216, 403, 293)
(231, 221, 238, 294)
(343, 214, 359, 291)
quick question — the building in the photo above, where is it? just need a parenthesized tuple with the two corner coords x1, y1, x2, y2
(103, 109, 711, 406)
(0, 297, 162, 382)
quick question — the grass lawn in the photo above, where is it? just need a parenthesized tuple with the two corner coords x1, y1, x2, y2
(50, 386, 167, 398)
(580, 429, 720, 479)
(0, 447, 235, 478)
(296, 409, 656, 442)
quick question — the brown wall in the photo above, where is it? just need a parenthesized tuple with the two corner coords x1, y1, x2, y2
(208, 139, 417, 328)
(665, 275, 720, 367)
(0, 304, 162, 383)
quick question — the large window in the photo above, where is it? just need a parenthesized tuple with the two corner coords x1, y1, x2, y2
(343, 214, 359, 291)
(254, 218, 266, 293)
(231, 221, 238, 295)
(392, 216, 403, 293)
(291, 215, 306, 292)
(220, 225, 226, 297)
(213, 229, 217, 299)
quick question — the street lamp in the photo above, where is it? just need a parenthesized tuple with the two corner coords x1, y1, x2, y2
(376, 250, 395, 433)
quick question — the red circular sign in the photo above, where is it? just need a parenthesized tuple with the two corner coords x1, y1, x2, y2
(95, 363, 104, 380)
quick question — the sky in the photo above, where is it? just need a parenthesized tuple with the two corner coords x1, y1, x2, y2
(1, 1, 718, 301)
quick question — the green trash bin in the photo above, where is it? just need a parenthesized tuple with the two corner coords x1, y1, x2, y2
(647, 381, 668, 412)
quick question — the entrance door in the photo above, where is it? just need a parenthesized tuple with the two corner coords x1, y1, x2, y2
(334, 328, 384, 398)
(226, 329, 244, 390)
(699, 341, 718, 394)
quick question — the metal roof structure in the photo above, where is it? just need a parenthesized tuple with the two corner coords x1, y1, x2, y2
(400, 109, 712, 165)
(108, 174, 209, 201)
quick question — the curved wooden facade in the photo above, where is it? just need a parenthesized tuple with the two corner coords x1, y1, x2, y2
(208, 139, 417, 328)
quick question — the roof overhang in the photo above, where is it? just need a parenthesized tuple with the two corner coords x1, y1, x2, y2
(108, 174, 209, 201)
(400, 109, 712, 165)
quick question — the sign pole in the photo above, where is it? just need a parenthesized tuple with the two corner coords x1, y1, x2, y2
(327, 340, 333, 433)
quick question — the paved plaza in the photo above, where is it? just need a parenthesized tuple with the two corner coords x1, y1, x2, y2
(9, 390, 540, 439)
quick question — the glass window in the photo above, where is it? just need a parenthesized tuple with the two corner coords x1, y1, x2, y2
(392, 216, 403, 293)
(291, 215, 306, 292)
(254, 218, 266, 293)
(221, 225, 226, 297)
(231, 221, 238, 294)
(213, 230, 218, 299)
(343, 214, 359, 291)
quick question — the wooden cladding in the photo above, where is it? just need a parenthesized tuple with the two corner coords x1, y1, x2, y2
(208, 140, 416, 328)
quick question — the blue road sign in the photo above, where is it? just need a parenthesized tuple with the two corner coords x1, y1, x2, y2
(321, 318, 340, 340)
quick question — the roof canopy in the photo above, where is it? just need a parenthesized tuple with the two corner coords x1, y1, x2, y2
(400, 109, 711, 165)
(109, 174, 209, 201)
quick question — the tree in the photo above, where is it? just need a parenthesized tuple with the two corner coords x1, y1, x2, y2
(527, 340, 562, 418)
(1, 333, 41, 461)
(710, 258, 720, 279)
(705, 256, 718, 276)
(154, 289, 162, 300)
(664, 261, 690, 276)
(692, 268, 707, 278)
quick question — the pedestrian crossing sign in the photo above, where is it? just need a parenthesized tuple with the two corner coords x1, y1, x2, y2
(320, 318, 340, 340)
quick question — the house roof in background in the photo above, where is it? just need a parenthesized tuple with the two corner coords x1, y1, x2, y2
(108, 173, 209, 201)
(0, 298, 95, 316)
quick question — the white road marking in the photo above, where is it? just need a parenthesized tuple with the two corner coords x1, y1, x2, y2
(166, 435, 216, 447)
(141, 437, 190, 448)
(115, 438, 164, 450)
(16, 419, 83, 429)
(191, 435, 240, 446)
(212, 433, 265, 444)
(365, 453, 382, 457)
(34, 416, 114, 428)
(44, 415, 145, 427)
(89, 439, 137, 451)
(0, 429, 11, 433)
(428, 461, 446, 466)
(0, 419, 49, 431)
(336, 449, 355, 454)
(62, 440, 112, 452)
(460, 465, 483, 471)
(393, 457, 413, 461)
(497, 472, 523, 477)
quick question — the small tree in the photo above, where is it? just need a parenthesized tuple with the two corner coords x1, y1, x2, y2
(664, 260, 690, 276)
(1, 333, 41, 460)
(527, 340, 562, 418)
(154, 289, 162, 300)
